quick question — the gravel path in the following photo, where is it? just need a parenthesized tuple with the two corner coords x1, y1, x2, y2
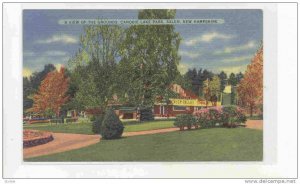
(123, 127, 180, 137)
(246, 120, 263, 130)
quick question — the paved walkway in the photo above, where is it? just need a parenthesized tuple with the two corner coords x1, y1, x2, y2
(246, 120, 263, 130)
(24, 132, 100, 159)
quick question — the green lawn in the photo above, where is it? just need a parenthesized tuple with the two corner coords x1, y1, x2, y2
(26, 128, 263, 161)
(24, 120, 175, 135)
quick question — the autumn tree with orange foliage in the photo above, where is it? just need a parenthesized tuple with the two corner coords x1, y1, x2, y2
(30, 67, 69, 117)
(237, 45, 263, 117)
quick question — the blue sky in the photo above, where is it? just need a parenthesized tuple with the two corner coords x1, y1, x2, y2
(23, 9, 262, 77)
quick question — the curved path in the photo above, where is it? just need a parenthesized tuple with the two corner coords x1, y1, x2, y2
(246, 120, 263, 130)
(123, 127, 179, 137)
(24, 132, 100, 159)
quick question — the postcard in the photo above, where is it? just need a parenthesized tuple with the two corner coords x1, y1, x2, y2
(22, 9, 263, 162)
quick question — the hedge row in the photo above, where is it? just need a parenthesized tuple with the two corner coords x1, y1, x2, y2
(174, 106, 247, 130)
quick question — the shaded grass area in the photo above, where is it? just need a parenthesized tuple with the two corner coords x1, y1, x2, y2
(26, 128, 263, 161)
(24, 120, 175, 135)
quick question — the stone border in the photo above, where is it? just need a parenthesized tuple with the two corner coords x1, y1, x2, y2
(23, 130, 54, 148)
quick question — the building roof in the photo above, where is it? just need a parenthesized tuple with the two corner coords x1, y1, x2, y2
(170, 84, 201, 100)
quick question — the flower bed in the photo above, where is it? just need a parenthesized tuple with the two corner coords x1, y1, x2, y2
(23, 130, 54, 148)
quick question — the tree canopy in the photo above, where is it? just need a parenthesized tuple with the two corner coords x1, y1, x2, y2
(117, 9, 181, 107)
(29, 68, 69, 117)
(237, 46, 263, 116)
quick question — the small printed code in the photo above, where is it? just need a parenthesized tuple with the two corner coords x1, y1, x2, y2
(245, 179, 296, 184)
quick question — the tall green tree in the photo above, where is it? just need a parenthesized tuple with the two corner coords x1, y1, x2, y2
(236, 72, 244, 84)
(218, 71, 227, 92)
(118, 9, 181, 107)
(203, 75, 221, 106)
(69, 25, 124, 110)
(210, 75, 221, 96)
(228, 73, 237, 86)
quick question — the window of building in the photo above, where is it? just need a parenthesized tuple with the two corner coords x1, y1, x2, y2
(173, 106, 187, 111)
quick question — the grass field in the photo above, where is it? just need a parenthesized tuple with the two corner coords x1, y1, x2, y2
(26, 128, 263, 161)
(23, 120, 175, 135)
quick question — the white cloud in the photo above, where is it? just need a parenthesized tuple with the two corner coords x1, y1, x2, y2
(36, 34, 78, 44)
(44, 51, 69, 57)
(221, 55, 252, 63)
(214, 41, 256, 55)
(183, 32, 234, 46)
(179, 50, 201, 59)
(24, 55, 70, 72)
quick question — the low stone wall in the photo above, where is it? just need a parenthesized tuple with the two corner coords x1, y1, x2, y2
(23, 130, 54, 148)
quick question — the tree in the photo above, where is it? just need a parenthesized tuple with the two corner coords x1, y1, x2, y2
(29, 64, 56, 91)
(101, 108, 124, 139)
(30, 68, 69, 117)
(23, 77, 33, 111)
(236, 72, 244, 84)
(210, 75, 221, 96)
(174, 73, 193, 92)
(69, 25, 124, 110)
(118, 9, 181, 108)
(237, 45, 263, 116)
(228, 73, 237, 86)
(203, 75, 221, 107)
(218, 71, 227, 92)
(23, 64, 56, 112)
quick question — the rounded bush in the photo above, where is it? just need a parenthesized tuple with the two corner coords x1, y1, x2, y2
(92, 115, 104, 134)
(139, 107, 154, 121)
(174, 114, 195, 130)
(222, 106, 247, 128)
(101, 108, 124, 139)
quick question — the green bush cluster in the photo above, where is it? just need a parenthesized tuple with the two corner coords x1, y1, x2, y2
(174, 114, 196, 131)
(139, 107, 154, 121)
(222, 106, 247, 128)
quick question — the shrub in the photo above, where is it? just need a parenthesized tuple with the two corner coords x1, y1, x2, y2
(194, 106, 247, 128)
(101, 108, 124, 139)
(139, 107, 154, 121)
(174, 114, 195, 130)
(236, 108, 247, 124)
(77, 117, 90, 124)
(65, 118, 78, 123)
(92, 115, 104, 134)
(222, 106, 247, 128)
(194, 107, 222, 128)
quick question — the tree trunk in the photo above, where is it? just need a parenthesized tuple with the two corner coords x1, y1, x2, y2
(250, 105, 253, 117)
